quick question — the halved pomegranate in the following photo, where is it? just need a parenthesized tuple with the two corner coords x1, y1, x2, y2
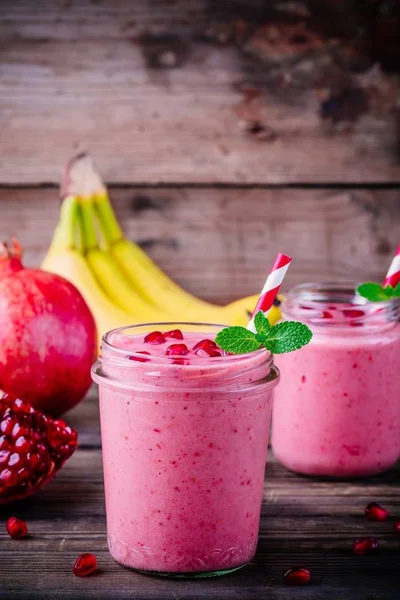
(0, 390, 77, 504)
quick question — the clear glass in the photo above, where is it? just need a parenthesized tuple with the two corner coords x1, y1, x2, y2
(92, 322, 280, 578)
(271, 283, 400, 478)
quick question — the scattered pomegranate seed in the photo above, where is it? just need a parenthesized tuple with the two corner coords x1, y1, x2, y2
(343, 309, 364, 319)
(164, 329, 184, 340)
(393, 520, 400, 534)
(166, 344, 189, 356)
(193, 339, 218, 352)
(352, 537, 379, 555)
(144, 331, 166, 345)
(128, 351, 151, 363)
(282, 566, 311, 586)
(365, 502, 389, 521)
(72, 552, 97, 577)
(322, 311, 333, 319)
(6, 516, 28, 539)
(194, 348, 222, 358)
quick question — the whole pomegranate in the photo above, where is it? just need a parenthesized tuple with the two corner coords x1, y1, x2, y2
(0, 390, 78, 504)
(0, 240, 96, 416)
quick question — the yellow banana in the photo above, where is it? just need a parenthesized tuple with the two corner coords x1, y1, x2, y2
(41, 197, 151, 345)
(91, 189, 224, 315)
(62, 154, 283, 328)
(78, 199, 171, 321)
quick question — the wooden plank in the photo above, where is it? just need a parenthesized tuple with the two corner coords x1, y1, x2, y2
(0, 0, 400, 184)
(1, 187, 399, 304)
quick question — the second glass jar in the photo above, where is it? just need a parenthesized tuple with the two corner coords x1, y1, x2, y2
(271, 283, 400, 478)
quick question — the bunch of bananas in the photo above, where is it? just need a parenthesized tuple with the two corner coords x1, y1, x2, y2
(42, 154, 282, 345)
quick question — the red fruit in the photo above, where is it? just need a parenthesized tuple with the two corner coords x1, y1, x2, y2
(164, 329, 184, 340)
(166, 344, 189, 356)
(322, 311, 333, 319)
(394, 520, 400, 534)
(128, 351, 151, 363)
(0, 240, 96, 416)
(365, 502, 389, 521)
(6, 516, 28, 539)
(72, 553, 97, 577)
(194, 348, 222, 358)
(0, 390, 77, 504)
(343, 309, 364, 319)
(144, 331, 166, 345)
(193, 339, 218, 352)
(352, 537, 379, 555)
(282, 566, 311, 586)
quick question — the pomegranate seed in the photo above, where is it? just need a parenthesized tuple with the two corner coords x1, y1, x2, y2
(166, 344, 189, 356)
(194, 348, 222, 358)
(393, 520, 400, 534)
(343, 309, 364, 319)
(193, 339, 218, 352)
(352, 537, 379, 555)
(172, 358, 189, 365)
(322, 311, 333, 319)
(72, 552, 97, 577)
(164, 329, 184, 340)
(144, 331, 166, 345)
(0, 450, 10, 464)
(6, 516, 28, 539)
(365, 502, 389, 521)
(282, 566, 311, 586)
(128, 351, 151, 363)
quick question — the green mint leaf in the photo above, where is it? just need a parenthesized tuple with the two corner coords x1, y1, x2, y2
(254, 311, 271, 335)
(357, 282, 392, 302)
(215, 326, 261, 354)
(255, 332, 267, 344)
(262, 321, 312, 354)
(393, 283, 400, 297)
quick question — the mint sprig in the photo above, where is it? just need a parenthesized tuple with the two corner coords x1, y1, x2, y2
(357, 282, 400, 302)
(215, 311, 312, 355)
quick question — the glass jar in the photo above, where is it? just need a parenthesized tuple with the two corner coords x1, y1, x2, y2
(271, 283, 400, 478)
(92, 322, 280, 577)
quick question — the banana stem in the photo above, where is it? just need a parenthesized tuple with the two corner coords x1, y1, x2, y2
(93, 190, 124, 245)
(79, 198, 100, 251)
(51, 195, 81, 250)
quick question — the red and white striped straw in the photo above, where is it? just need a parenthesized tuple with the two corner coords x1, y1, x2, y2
(247, 253, 292, 332)
(383, 244, 400, 289)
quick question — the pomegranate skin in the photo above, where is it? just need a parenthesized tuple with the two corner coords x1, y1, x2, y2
(0, 269, 96, 416)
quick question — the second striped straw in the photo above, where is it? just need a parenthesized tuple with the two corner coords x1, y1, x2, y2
(247, 253, 292, 333)
(383, 244, 400, 289)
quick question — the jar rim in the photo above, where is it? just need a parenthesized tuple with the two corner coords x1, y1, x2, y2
(93, 321, 279, 395)
(101, 321, 269, 364)
(283, 281, 399, 329)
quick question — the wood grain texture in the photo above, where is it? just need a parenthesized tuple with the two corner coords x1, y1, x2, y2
(1, 187, 399, 304)
(1, 0, 400, 184)
(0, 392, 399, 600)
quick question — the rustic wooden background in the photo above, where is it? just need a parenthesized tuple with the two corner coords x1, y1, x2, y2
(1, 0, 400, 302)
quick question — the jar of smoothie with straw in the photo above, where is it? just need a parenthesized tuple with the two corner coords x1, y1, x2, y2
(92, 254, 311, 577)
(272, 247, 400, 478)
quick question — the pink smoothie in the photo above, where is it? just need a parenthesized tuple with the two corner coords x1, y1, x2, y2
(272, 286, 400, 478)
(92, 324, 279, 575)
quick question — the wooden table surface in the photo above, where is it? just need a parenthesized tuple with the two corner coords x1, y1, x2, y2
(0, 388, 399, 600)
